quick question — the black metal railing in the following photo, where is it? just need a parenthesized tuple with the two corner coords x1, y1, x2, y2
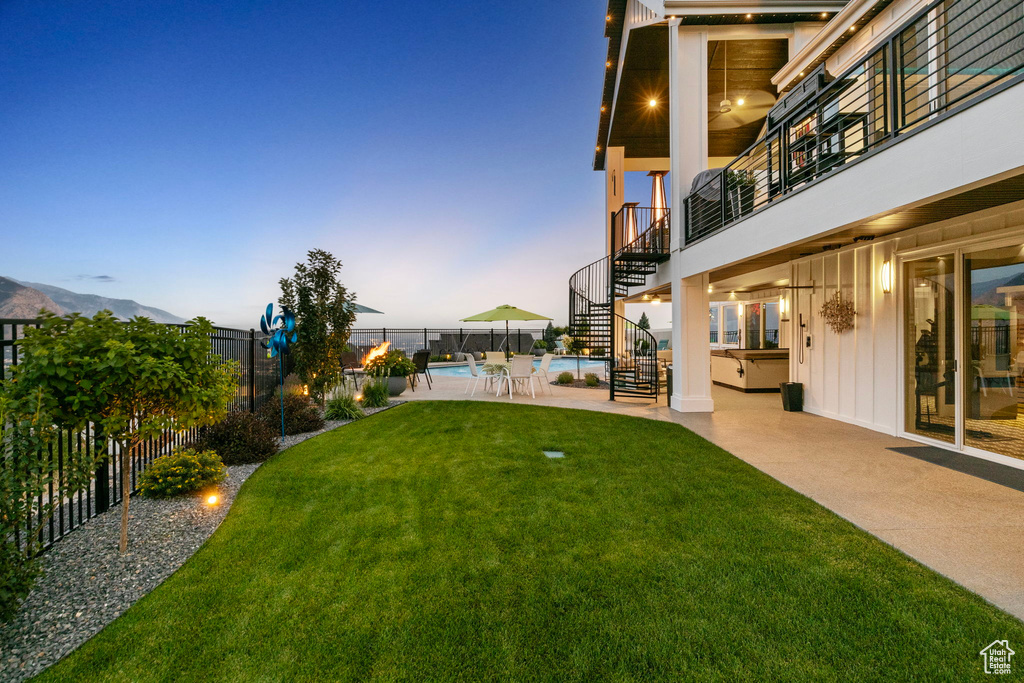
(569, 208, 670, 400)
(612, 205, 672, 255)
(347, 327, 545, 360)
(684, 0, 1024, 243)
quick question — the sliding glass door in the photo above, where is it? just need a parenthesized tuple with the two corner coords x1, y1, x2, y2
(903, 243, 1024, 461)
(904, 254, 958, 443)
(964, 245, 1024, 458)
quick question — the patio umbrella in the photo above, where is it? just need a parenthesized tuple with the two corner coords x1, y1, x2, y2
(353, 303, 384, 314)
(460, 304, 552, 359)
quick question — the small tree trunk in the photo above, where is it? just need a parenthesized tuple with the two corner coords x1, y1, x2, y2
(119, 442, 132, 553)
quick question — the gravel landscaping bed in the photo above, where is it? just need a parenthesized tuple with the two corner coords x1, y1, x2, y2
(0, 401, 401, 683)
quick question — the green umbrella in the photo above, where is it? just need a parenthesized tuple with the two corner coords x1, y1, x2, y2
(460, 304, 552, 359)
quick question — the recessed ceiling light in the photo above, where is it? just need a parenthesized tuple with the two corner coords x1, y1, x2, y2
(737, 98, 745, 106)
(649, 99, 658, 107)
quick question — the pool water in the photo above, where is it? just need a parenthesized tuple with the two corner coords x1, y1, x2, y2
(429, 358, 607, 378)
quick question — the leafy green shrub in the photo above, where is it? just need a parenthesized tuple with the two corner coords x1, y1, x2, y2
(0, 543, 38, 623)
(556, 371, 574, 385)
(193, 411, 279, 465)
(365, 350, 416, 378)
(584, 373, 600, 387)
(258, 393, 325, 436)
(139, 449, 226, 499)
(361, 379, 390, 408)
(325, 393, 364, 421)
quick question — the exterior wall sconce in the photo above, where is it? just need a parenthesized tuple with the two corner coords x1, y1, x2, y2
(780, 294, 790, 322)
(880, 259, 893, 293)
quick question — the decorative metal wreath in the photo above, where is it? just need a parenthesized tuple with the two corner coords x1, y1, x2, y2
(820, 290, 856, 334)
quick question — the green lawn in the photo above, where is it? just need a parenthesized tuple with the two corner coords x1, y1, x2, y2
(40, 402, 1023, 681)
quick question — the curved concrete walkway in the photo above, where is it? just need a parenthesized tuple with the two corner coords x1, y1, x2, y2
(402, 373, 1024, 621)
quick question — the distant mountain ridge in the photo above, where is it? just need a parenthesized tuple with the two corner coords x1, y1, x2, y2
(1, 277, 184, 324)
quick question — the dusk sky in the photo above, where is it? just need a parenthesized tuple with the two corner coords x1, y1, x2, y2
(1, 0, 669, 330)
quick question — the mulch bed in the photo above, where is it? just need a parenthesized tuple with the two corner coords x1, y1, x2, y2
(550, 379, 609, 390)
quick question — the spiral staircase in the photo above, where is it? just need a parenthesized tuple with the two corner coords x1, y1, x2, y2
(568, 206, 671, 400)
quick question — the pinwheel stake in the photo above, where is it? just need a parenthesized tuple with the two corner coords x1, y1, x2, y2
(259, 304, 297, 439)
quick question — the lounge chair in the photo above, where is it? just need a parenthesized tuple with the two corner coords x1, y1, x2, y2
(464, 355, 496, 396)
(410, 350, 432, 391)
(533, 353, 555, 394)
(498, 355, 537, 399)
(553, 340, 567, 355)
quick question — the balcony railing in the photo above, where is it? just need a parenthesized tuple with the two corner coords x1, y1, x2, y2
(612, 204, 671, 255)
(684, 0, 1024, 244)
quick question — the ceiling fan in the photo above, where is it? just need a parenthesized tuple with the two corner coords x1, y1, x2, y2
(708, 42, 776, 130)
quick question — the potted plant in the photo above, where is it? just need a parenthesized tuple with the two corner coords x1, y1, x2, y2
(725, 169, 756, 220)
(532, 339, 547, 357)
(364, 350, 416, 396)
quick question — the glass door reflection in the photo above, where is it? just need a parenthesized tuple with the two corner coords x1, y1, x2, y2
(904, 255, 957, 443)
(964, 245, 1024, 459)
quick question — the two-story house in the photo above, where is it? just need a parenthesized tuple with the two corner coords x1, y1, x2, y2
(573, 0, 1024, 468)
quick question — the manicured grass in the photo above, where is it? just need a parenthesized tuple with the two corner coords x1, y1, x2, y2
(41, 402, 1023, 681)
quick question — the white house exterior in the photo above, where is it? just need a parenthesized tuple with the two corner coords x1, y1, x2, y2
(574, 0, 1024, 469)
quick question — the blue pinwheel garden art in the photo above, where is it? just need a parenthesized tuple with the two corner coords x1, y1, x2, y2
(260, 303, 297, 439)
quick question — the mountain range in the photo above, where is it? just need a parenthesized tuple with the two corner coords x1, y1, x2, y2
(0, 277, 184, 323)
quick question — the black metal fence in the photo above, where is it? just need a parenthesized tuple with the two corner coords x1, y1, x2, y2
(347, 327, 546, 359)
(1, 319, 549, 553)
(685, 0, 1024, 243)
(1, 318, 277, 553)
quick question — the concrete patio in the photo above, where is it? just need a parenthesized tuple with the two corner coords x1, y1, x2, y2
(402, 372, 1024, 621)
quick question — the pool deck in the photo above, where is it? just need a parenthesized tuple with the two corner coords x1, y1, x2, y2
(401, 373, 1024, 622)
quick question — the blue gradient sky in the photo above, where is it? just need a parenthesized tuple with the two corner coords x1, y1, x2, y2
(1, 0, 669, 329)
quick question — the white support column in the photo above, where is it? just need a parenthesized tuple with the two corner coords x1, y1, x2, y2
(668, 20, 713, 413)
(671, 272, 714, 412)
(668, 21, 708, 251)
(605, 146, 625, 256)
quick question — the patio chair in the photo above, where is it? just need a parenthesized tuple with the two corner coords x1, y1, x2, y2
(533, 353, 555, 394)
(464, 354, 496, 396)
(340, 350, 362, 389)
(410, 350, 432, 391)
(553, 340, 567, 355)
(498, 354, 537, 399)
(484, 351, 507, 363)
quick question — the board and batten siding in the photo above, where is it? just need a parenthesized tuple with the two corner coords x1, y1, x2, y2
(786, 198, 1024, 436)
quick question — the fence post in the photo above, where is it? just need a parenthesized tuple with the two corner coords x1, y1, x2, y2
(517, 328, 522, 353)
(248, 329, 256, 413)
(94, 427, 109, 514)
(490, 329, 495, 352)
(424, 328, 428, 353)
(383, 327, 387, 344)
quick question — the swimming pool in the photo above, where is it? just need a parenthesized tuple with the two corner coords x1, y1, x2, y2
(429, 358, 607, 378)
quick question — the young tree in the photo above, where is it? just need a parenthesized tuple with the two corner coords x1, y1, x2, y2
(0, 387, 97, 620)
(638, 312, 651, 330)
(563, 334, 588, 379)
(543, 321, 557, 351)
(3, 312, 237, 553)
(279, 249, 357, 403)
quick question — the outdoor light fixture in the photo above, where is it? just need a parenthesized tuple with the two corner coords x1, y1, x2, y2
(642, 293, 651, 301)
(606, 61, 612, 68)
(737, 98, 745, 106)
(780, 295, 790, 322)
(746, 13, 752, 18)
(719, 43, 732, 113)
(708, 284, 713, 294)
(206, 494, 219, 506)
(606, 14, 611, 21)
(355, 394, 363, 402)
(649, 99, 658, 107)
(821, 12, 828, 18)
(601, 105, 606, 112)
(651, 295, 662, 306)
(880, 259, 893, 293)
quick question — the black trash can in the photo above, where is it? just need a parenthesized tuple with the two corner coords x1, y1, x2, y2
(780, 382, 803, 412)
